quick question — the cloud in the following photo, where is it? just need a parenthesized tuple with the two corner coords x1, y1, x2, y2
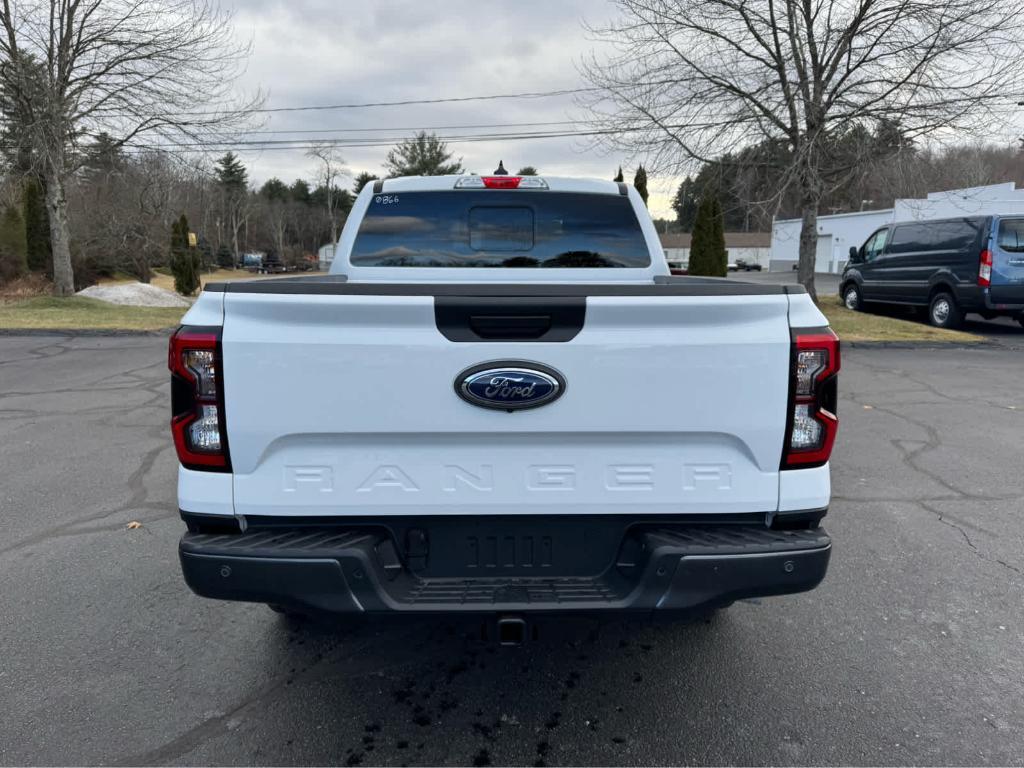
(222, 0, 683, 218)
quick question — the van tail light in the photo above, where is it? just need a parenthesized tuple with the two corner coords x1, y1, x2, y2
(782, 328, 840, 469)
(168, 326, 231, 472)
(978, 249, 993, 287)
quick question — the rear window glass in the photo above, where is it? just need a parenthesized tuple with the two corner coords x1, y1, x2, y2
(997, 218, 1024, 252)
(887, 220, 982, 255)
(350, 191, 651, 268)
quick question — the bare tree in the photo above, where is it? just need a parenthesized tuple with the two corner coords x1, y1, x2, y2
(0, 0, 261, 295)
(580, 0, 1024, 299)
(306, 142, 347, 247)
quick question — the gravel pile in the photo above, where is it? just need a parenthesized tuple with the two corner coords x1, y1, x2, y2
(77, 283, 193, 307)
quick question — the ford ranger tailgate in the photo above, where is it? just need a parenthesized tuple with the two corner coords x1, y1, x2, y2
(220, 285, 792, 518)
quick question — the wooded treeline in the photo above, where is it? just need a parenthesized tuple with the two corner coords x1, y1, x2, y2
(670, 134, 1024, 233)
(0, 141, 354, 288)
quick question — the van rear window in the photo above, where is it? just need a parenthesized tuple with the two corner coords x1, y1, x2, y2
(350, 191, 651, 268)
(997, 219, 1024, 252)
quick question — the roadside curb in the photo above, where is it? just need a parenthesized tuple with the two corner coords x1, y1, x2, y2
(0, 327, 174, 337)
(844, 338, 1001, 349)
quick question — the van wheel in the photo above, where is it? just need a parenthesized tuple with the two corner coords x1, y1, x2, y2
(928, 292, 963, 329)
(842, 283, 863, 311)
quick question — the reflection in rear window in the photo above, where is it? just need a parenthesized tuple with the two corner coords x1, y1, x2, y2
(350, 191, 651, 268)
(998, 219, 1024, 252)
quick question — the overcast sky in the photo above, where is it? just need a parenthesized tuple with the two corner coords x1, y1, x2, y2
(225, 0, 680, 218)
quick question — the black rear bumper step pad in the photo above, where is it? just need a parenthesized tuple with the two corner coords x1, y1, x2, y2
(179, 524, 830, 615)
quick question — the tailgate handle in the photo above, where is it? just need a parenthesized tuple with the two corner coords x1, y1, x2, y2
(434, 296, 585, 342)
(469, 314, 551, 339)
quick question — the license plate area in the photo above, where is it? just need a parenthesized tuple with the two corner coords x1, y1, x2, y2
(405, 516, 629, 579)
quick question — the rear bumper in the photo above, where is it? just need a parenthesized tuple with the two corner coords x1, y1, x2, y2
(984, 285, 1024, 313)
(179, 522, 831, 616)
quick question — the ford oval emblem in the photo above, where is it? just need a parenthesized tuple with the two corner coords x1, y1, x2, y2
(456, 362, 565, 411)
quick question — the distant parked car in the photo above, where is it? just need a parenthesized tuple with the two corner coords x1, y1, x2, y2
(841, 215, 1024, 329)
(728, 258, 763, 272)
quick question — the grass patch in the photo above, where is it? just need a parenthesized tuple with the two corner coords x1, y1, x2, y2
(0, 296, 186, 331)
(99, 268, 323, 294)
(819, 297, 979, 343)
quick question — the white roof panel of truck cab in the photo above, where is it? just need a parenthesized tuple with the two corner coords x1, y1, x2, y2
(375, 175, 624, 195)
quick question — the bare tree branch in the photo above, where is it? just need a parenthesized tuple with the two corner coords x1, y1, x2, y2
(0, 0, 263, 294)
(578, 0, 1024, 299)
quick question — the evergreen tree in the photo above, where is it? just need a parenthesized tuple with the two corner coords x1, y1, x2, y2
(289, 179, 312, 204)
(633, 165, 649, 206)
(23, 177, 50, 272)
(352, 171, 379, 195)
(197, 238, 215, 272)
(216, 244, 234, 268)
(671, 177, 700, 230)
(688, 193, 727, 277)
(215, 152, 248, 190)
(0, 204, 28, 283)
(384, 132, 463, 176)
(613, 166, 624, 182)
(517, 166, 539, 175)
(170, 214, 200, 295)
(215, 152, 248, 264)
(259, 177, 289, 201)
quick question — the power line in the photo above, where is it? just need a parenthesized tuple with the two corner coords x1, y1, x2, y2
(115, 126, 654, 153)
(139, 86, 600, 117)
(238, 119, 583, 135)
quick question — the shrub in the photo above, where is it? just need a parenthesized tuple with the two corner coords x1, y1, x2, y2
(169, 214, 201, 295)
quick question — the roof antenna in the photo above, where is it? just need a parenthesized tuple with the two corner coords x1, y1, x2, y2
(493, 160, 508, 175)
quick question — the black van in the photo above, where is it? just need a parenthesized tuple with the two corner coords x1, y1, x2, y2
(840, 215, 1024, 328)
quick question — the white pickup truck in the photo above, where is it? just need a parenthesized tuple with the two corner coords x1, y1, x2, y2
(170, 173, 838, 640)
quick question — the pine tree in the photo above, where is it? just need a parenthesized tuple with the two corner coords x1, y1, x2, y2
(383, 132, 462, 176)
(633, 165, 649, 206)
(672, 177, 699, 230)
(352, 171, 379, 194)
(688, 193, 727, 276)
(0, 203, 28, 283)
(216, 244, 234, 268)
(613, 166, 624, 182)
(170, 214, 200, 295)
(23, 177, 51, 273)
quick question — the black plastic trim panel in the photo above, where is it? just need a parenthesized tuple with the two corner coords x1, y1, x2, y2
(202, 277, 797, 296)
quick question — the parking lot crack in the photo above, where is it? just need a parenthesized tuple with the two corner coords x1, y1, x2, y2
(919, 501, 1022, 576)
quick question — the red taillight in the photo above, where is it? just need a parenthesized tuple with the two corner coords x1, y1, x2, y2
(169, 326, 230, 472)
(482, 176, 522, 189)
(978, 249, 993, 287)
(782, 329, 840, 469)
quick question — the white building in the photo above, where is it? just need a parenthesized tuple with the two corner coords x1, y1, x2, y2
(660, 232, 772, 270)
(317, 243, 337, 271)
(770, 182, 1024, 273)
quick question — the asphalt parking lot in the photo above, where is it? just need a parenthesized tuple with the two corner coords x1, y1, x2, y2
(1, 334, 1022, 766)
